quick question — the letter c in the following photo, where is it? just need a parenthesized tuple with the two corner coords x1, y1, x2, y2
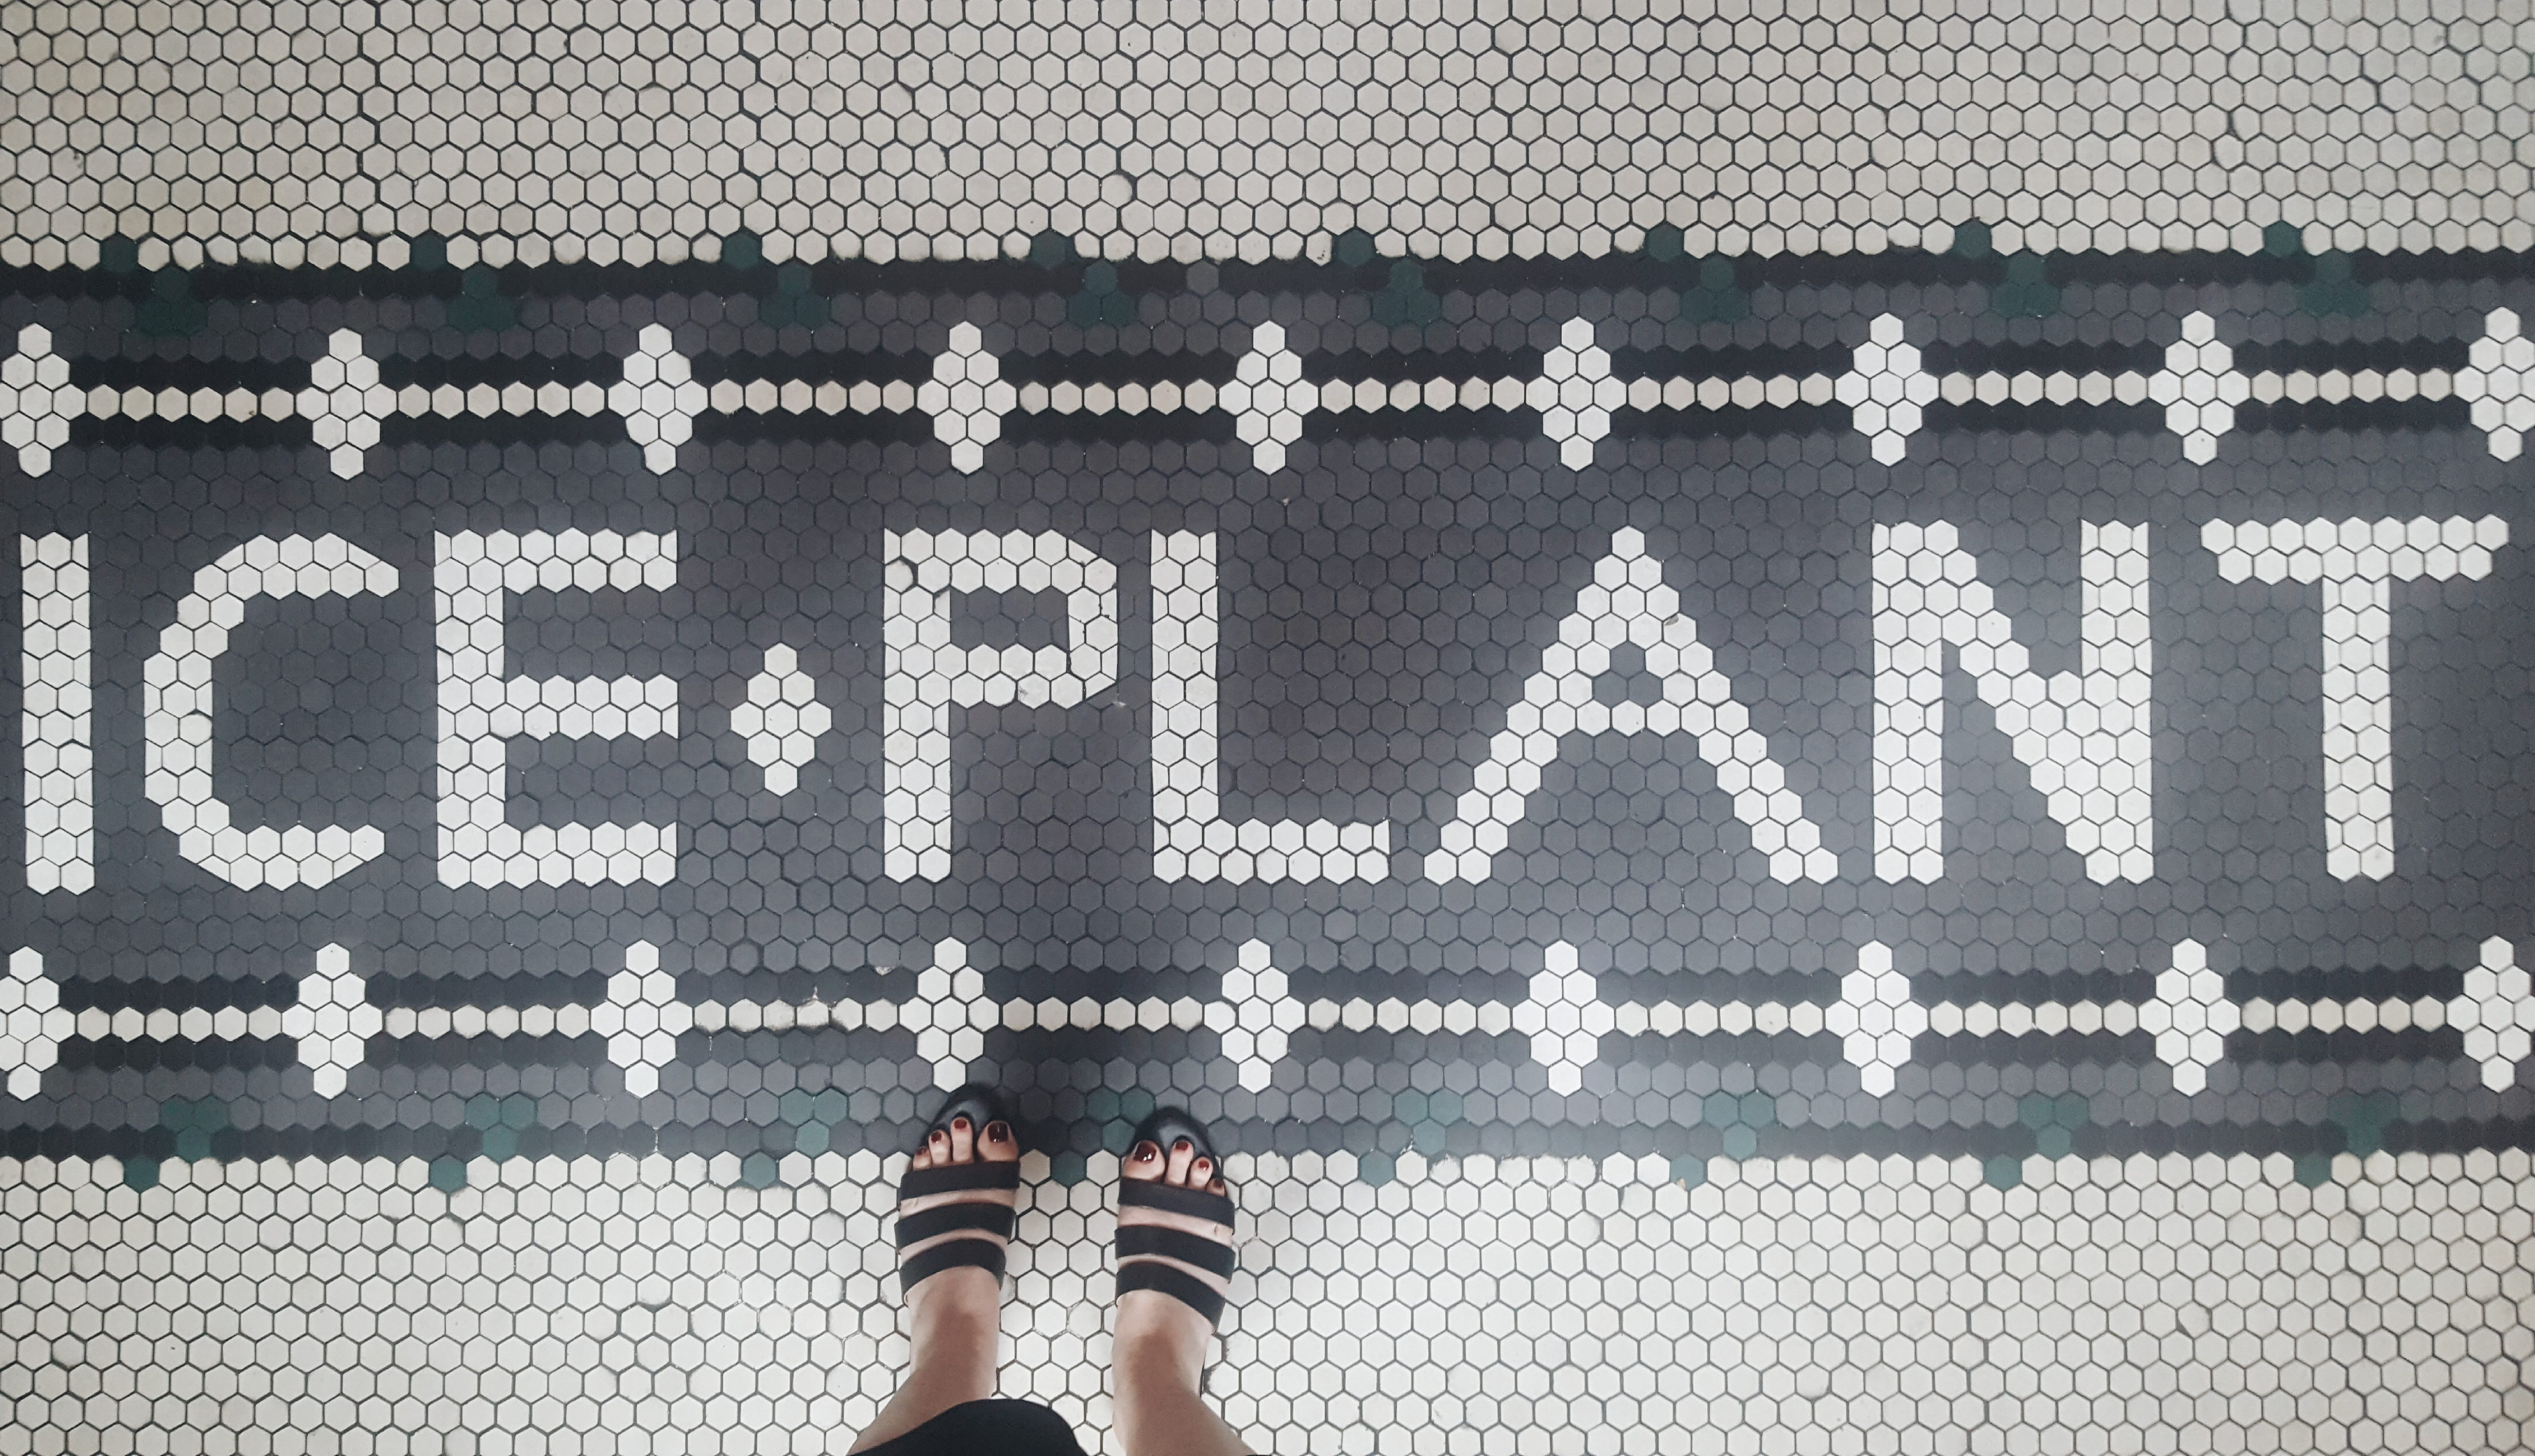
(143, 534, 399, 889)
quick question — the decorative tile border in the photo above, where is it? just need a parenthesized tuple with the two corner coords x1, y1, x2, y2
(9, 287, 2535, 476)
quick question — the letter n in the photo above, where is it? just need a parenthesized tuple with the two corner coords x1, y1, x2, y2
(1872, 521, 2152, 884)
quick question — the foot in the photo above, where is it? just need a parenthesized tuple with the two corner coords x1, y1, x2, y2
(895, 1090, 1023, 1386)
(1115, 1117, 1237, 1397)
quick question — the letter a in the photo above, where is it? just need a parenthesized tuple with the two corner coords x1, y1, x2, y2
(1426, 529, 1836, 882)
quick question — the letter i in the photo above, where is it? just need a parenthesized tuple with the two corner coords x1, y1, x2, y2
(22, 534, 91, 892)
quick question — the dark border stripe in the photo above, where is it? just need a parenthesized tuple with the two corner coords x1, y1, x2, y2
(1916, 1030, 2150, 1064)
(70, 356, 311, 391)
(1916, 339, 2166, 376)
(2233, 397, 2469, 434)
(58, 976, 300, 1012)
(2227, 967, 2467, 1001)
(2231, 337, 2469, 373)
(690, 410, 932, 446)
(996, 351, 1240, 387)
(377, 352, 623, 388)
(63, 417, 303, 449)
(56, 1037, 300, 1072)
(1001, 409, 1236, 444)
(689, 350, 929, 386)
(2231, 1028, 2460, 1062)
(373, 414, 625, 448)
(1305, 347, 1542, 384)
(1304, 405, 1538, 440)
(1608, 402, 1850, 439)
(1923, 401, 2167, 434)
(17, 245, 2535, 311)
(1610, 342, 1849, 380)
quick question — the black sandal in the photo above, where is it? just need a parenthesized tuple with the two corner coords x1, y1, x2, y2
(1115, 1108, 1238, 1325)
(893, 1084, 1022, 1295)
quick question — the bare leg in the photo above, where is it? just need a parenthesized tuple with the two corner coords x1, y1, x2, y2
(1114, 1137, 1250, 1456)
(846, 1114, 1021, 1453)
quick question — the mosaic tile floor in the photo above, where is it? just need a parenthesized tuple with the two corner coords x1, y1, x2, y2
(5, 3, 2535, 1453)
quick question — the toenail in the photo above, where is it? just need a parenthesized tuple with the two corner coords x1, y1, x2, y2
(952, 1117, 970, 1131)
(1173, 1138, 1192, 1152)
(1132, 1142, 1159, 1162)
(986, 1121, 1011, 1142)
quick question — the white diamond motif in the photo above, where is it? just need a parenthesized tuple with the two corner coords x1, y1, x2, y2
(608, 325, 706, 474)
(296, 330, 393, 478)
(1221, 321, 1315, 473)
(2139, 939, 2237, 1094)
(1837, 314, 1936, 464)
(1827, 942, 1927, 1096)
(917, 322, 1015, 472)
(0, 326, 82, 477)
(2147, 311, 2247, 463)
(282, 945, 383, 1098)
(1530, 318, 1626, 468)
(2456, 307, 2535, 462)
(1513, 943, 1613, 1096)
(2455, 936, 2535, 1091)
(0, 949, 70, 1100)
(732, 644, 830, 795)
(592, 942, 686, 1097)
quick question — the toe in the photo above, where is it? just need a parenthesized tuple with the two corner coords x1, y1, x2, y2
(1123, 1140, 1164, 1180)
(981, 1120, 1019, 1163)
(946, 1115, 976, 1164)
(1163, 1138, 1197, 1186)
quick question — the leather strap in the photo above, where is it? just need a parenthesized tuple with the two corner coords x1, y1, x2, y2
(1118, 1178, 1236, 1227)
(896, 1201, 1017, 1249)
(899, 1160, 1022, 1199)
(1116, 1260, 1226, 1325)
(899, 1237, 1008, 1294)
(1117, 1224, 1236, 1278)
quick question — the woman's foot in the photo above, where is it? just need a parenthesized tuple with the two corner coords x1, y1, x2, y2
(1114, 1110, 1238, 1402)
(847, 1087, 1022, 1453)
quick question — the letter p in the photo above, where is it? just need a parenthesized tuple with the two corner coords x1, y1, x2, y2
(884, 530, 1118, 880)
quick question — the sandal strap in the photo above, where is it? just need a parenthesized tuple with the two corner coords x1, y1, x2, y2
(899, 1237, 1008, 1294)
(1118, 1178, 1236, 1227)
(1118, 1225, 1236, 1278)
(899, 1160, 1022, 1199)
(1116, 1260, 1226, 1325)
(896, 1201, 1018, 1248)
